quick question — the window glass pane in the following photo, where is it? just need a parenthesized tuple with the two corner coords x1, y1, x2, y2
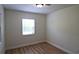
(22, 19, 35, 35)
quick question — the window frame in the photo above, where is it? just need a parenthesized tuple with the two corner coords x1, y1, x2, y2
(21, 18, 35, 36)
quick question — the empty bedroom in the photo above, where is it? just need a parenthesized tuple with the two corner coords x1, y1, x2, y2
(0, 4, 79, 54)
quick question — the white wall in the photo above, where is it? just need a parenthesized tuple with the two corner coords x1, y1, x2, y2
(5, 9, 46, 49)
(47, 5, 79, 53)
(0, 5, 5, 53)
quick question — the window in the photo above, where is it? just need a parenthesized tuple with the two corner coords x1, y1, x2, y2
(22, 19, 35, 35)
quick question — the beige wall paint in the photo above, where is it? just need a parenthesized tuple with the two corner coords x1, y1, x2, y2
(0, 5, 5, 53)
(5, 9, 46, 49)
(47, 5, 79, 53)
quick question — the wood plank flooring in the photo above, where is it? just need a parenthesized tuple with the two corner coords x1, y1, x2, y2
(5, 42, 67, 54)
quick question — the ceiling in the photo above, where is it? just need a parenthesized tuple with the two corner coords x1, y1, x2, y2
(3, 4, 76, 14)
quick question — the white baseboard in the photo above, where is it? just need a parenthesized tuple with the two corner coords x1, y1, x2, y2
(6, 40, 45, 50)
(46, 40, 74, 54)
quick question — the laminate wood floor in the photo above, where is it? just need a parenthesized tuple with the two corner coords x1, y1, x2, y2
(5, 42, 67, 54)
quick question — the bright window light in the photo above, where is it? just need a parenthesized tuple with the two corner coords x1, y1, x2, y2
(22, 19, 35, 35)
